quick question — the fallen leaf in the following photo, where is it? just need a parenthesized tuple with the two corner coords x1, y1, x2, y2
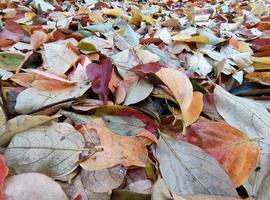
(178, 121, 259, 187)
(156, 67, 193, 129)
(4, 122, 85, 178)
(0, 114, 58, 146)
(155, 134, 238, 196)
(131, 62, 163, 74)
(93, 105, 158, 133)
(79, 118, 157, 171)
(124, 78, 154, 105)
(81, 165, 126, 193)
(246, 72, 270, 86)
(173, 194, 247, 200)
(151, 178, 172, 200)
(257, 173, 270, 200)
(44, 42, 79, 74)
(172, 34, 209, 43)
(253, 57, 270, 64)
(214, 85, 270, 196)
(187, 51, 213, 77)
(185, 92, 203, 127)
(30, 31, 48, 50)
(3, 173, 68, 200)
(86, 57, 112, 104)
(0, 52, 25, 71)
(0, 155, 8, 200)
(15, 80, 91, 114)
(0, 20, 29, 42)
(102, 115, 146, 136)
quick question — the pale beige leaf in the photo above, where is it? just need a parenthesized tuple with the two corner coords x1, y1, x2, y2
(3, 173, 68, 200)
(187, 52, 213, 77)
(0, 114, 58, 146)
(134, 46, 160, 64)
(4, 122, 85, 178)
(151, 178, 172, 200)
(155, 68, 193, 128)
(155, 134, 238, 196)
(214, 85, 270, 196)
(15, 80, 91, 114)
(257, 173, 270, 200)
(44, 43, 79, 74)
(81, 165, 126, 193)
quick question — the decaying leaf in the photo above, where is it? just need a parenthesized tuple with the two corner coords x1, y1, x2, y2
(178, 122, 259, 187)
(155, 134, 238, 196)
(214, 85, 270, 196)
(4, 122, 85, 178)
(245, 72, 270, 86)
(79, 118, 157, 171)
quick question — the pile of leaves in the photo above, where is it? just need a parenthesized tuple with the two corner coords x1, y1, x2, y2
(0, 0, 270, 199)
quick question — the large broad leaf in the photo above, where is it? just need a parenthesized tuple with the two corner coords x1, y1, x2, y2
(81, 165, 126, 193)
(0, 155, 8, 200)
(156, 68, 193, 129)
(0, 114, 58, 146)
(178, 122, 259, 187)
(86, 57, 113, 104)
(79, 118, 157, 171)
(103, 116, 146, 136)
(44, 43, 79, 74)
(214, 85, 270, 196)
(187, 52, 213, 77)
(15, 80, 91, 114)
(3, 173, 68, 200)
(245, 72, 270, 86)
(4, 123, 85, 178)
(155, 134, 238, 196)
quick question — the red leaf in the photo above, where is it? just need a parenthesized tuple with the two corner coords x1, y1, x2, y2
(251, 38, 270, 50)
(86, 57, 113, 104)
(0, 155, 8, 200)
(0, 20, 29, 42)
(132, 62, 163, 74)
(140, 38, 163, 45)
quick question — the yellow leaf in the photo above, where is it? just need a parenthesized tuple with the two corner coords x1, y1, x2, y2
(253, 57, 270, 64)
(246, 72, 270, 86)
(129, 12, 142, 26)
(101, 8, 122, 17)
(142, 15, 155, 25)
(253, 62, 270, 70)
(239, 41, 253, 54)
(172, 34, 209, 43)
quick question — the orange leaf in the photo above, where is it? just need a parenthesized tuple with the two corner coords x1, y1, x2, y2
(185, 92, 203, 127)
(246, 72, 270, 86)
(79, 118, 157, 171)
(177, 122, 259, 187)
(156, 67, 193, 129)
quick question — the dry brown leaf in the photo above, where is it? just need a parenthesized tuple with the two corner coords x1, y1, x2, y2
(79, 118, 157, 171)
(245, 72, 270, 86)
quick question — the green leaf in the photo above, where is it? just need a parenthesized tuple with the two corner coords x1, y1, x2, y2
(78, 42, 97, 52)
(0, 53, 25, 71)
